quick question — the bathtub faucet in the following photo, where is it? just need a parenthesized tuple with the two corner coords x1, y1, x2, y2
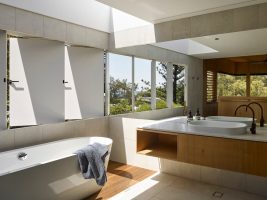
(247, 102, 264, 127)
(234, 104, 256, 134)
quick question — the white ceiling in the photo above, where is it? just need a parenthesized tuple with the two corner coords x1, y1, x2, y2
(153, 28, 267, 59)
(97, 0, 267, 23)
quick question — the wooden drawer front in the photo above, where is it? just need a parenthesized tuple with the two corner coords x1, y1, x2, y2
(178, 134, 245, 172)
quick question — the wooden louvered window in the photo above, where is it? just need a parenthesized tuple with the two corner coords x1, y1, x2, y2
(206, 70, 216, 103)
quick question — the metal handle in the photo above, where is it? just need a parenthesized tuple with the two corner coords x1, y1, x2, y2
(63, 80, 68, 84)
(4, 78, 19, 85)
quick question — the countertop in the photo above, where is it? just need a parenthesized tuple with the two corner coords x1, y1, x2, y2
(139, 117, 267, 142)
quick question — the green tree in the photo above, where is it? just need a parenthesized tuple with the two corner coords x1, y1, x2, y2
(157, 63, 185, 105)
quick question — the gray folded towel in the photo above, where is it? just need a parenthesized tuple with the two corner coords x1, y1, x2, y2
(75, 142, 109, 186)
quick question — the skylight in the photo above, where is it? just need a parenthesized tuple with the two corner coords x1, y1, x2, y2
(152, 39, 218, 55)
(111, 8, 153, 32)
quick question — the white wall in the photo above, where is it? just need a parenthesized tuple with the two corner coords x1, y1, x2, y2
(0, 0, 112, 33)
(65, 46, 104, 120)
(9, 38, 65, 126)
(0, 30, 6, 130)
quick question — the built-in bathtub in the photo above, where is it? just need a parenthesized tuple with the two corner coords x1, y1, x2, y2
(0, 137, 112, 200)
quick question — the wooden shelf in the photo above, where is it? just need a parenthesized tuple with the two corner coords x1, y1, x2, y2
(137, 129, 177, 160)
(137, 144, 177, 160)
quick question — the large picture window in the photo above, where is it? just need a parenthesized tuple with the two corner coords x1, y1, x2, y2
(156, 62, 167, 109)
(134, 58, 151, 112)
(109, 53, 132, 115)
(217, 73, 246, 97)
(250, 75, 267, 96)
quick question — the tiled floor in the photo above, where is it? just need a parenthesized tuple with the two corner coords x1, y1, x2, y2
(88, 162, 267, 200)
(111, 173, 267, 200)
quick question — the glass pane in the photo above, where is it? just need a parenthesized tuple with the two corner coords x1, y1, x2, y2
(250, 75, 267, 97)
(134, 58, 151, 112)
(109, 53, 132, 115)
(156, 62, 167, 109)
(217, 73, 246, 97)
(173, 64, 185, 107)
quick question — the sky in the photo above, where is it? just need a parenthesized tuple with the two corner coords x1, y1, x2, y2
(109, 53, 166, 90)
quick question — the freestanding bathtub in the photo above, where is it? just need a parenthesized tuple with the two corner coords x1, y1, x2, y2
(0, 137, 112, 200)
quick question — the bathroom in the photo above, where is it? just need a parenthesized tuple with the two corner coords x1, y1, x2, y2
(0, 0, 267, 199)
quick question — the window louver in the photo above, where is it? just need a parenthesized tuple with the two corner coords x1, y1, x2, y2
(206, 70, 216, 103)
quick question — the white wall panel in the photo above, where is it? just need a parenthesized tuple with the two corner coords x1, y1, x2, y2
(65, 47, 104, 120)
(0, 30, 6, 130)
(9, 38, 64, 126)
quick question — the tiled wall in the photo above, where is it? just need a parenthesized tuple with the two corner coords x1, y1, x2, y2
(0, 117, 108, 152)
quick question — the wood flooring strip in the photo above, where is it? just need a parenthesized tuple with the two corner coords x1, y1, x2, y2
(86, 161, 156, 200)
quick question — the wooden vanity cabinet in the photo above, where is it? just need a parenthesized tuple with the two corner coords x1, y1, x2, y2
(137, 128, 267, 177)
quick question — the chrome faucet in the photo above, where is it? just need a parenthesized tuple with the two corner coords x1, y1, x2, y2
(247, 102, 264, 127)
(234, 104, 256, 134)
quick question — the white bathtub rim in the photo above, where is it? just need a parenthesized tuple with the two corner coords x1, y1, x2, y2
(0, 136, 112, 176)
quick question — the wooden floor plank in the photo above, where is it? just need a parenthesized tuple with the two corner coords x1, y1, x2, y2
(86, 161, 156, 200)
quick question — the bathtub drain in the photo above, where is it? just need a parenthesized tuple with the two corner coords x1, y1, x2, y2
(18, 152, 28, 160)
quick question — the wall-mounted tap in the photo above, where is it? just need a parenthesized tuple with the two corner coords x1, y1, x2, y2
(247, 102, 264, 127)
(234, 104, 256, 134)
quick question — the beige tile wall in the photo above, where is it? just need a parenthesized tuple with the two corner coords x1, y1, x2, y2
(0, 116, 109, 151)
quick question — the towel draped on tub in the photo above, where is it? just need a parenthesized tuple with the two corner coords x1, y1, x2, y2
(75, 142, 109, 186)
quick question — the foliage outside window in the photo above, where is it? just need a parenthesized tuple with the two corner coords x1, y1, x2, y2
(250, 75, 267, 96)
(156, 62, 167, 109)
(109, 53, 132, 115)
(172, 64, 185, 107)
(156, 63, 185, 108)
(134, 58, 151, 112)
(217, 73, 246, 97)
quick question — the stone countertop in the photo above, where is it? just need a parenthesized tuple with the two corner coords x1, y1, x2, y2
(139, 117, 267, 142)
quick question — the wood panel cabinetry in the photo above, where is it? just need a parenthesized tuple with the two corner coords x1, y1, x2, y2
(137, 129, 267, 177)
(218, 96, 267, 124)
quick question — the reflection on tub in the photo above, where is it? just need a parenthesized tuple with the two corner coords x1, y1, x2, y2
(0, 137, 112, 200)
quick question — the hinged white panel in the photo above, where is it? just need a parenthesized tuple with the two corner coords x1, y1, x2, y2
(9, 38, 64, 126)
(65, 47, 104, 120)
(0, 31, 6, 130)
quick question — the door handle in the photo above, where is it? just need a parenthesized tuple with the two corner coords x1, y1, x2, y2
(63, 80, 69, 84)
(4, 78, 19, 85)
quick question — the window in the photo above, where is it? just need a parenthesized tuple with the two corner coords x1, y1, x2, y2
(156, 62, 167, 109)
(173, 64, 185, 107)
(134, 58, 151, 112)
(109, 53, 132, 115)
(250, 75, 267, 96)
(206, 70, 216, 102)
(217, 73, 246, 97)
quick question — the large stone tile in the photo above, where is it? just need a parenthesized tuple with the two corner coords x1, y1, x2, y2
(200, 166, 221, 185)
(42, 122, 71, 142)
(66, 23, 86, 45)
(220, 170, 246, 191)
(44, 17, 67, 41)
(171, 18, 191, 40)
(0, 4, 15, 30)
(85, 28, 108, 49)
(0, 129, 15, 152)
(15, 9, 43, 37)
(259, 3, 267, 28)
(245, 174, 267, 196)
(154, 21, 173, 42)
(208, 10, 233, 35)
(14, 126, 43, 148)
(190, 14, 211, 37)
(233, 4, 259, 32)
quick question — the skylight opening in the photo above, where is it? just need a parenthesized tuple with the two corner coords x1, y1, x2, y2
(111, 8, 153, 32)
(153, 39, 218, 55)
